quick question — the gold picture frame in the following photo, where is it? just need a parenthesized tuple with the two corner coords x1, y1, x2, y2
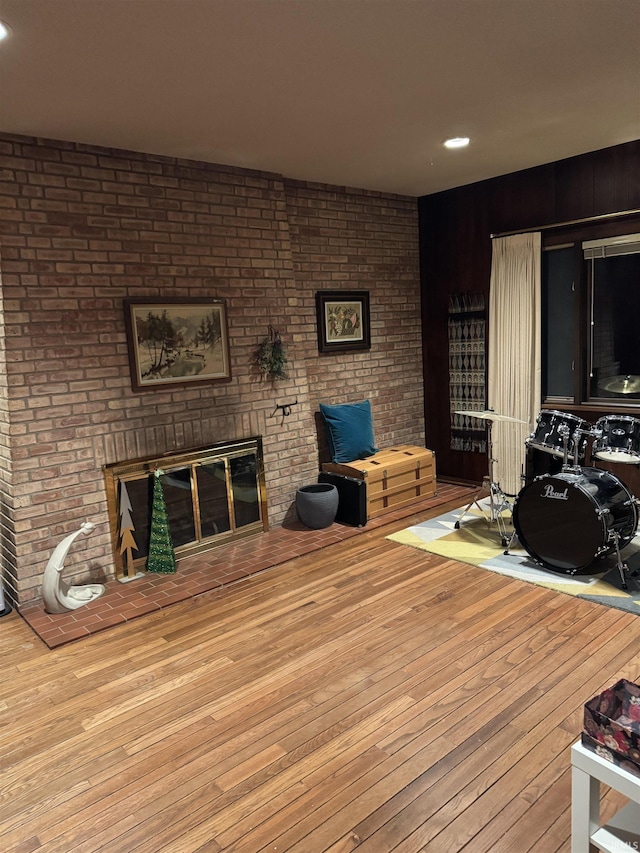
(124, 298, 231, 391)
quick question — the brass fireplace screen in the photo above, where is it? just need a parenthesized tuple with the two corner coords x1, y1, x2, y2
(104, 437, 268, 578)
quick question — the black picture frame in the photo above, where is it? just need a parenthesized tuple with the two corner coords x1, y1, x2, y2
(123, 297, 231, 392)
(315, 290, 371, 353)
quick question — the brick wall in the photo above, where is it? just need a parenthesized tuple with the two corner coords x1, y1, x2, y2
(286, 180, 424, 445)
(0, 134, 423, 606)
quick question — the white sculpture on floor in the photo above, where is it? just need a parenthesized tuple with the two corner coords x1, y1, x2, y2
(42, 521, 105, 614)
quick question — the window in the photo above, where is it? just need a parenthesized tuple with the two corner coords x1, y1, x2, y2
(542, 231, 640, 406)
(584, 234, 640, 402)
(542, 245, 578, 401)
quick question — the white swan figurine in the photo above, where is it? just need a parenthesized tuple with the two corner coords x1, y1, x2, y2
(42, 521, 105, 614)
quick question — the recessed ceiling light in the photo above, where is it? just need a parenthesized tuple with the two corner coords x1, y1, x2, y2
(444, 137, 470, 149)
(0, 21, 12, 41)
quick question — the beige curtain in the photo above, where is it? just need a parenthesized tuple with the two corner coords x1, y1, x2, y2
(488, 233, 542, 495)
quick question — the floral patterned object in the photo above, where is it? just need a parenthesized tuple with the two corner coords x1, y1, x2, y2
(582, 679, 640, 777)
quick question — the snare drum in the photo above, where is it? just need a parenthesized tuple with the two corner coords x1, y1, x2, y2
(527, 410, 590, 460)
(523, 444, 564, 486)
(593, 415, 640, 464)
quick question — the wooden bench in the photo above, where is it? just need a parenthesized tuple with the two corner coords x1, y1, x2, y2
(321, 445, 436, 523)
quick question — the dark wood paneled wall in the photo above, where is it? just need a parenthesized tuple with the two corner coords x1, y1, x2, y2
(419, 140, 640, 485)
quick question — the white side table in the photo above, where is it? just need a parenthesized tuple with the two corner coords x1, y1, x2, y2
(571, 739, 640, 852)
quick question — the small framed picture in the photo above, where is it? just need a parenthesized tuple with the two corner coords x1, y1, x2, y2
(124, 298, 231, 391)
(316, 290, 371, 353)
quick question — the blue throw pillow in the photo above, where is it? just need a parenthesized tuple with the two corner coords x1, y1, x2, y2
(319, 400, 378, 464)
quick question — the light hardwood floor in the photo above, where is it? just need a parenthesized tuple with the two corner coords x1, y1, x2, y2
(1, 495, 639, 852)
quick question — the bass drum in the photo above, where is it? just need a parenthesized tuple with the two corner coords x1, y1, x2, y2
(513, 467, 637, 574)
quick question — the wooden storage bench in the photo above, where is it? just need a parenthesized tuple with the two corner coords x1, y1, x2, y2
(321, 445, 436, 522)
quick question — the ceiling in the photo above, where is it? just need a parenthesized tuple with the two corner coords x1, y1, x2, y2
(0, 0, 639, 197)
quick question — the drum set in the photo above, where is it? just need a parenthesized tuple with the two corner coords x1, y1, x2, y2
(455, 408, 640, 590)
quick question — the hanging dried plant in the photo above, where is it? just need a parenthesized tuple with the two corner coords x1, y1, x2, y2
(255, 325, 288, 381)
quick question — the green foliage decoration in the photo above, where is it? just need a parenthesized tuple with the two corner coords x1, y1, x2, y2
(255, 325, 288, 381)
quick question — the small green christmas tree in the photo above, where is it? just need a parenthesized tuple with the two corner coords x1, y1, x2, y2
(146, 469, 177, 574)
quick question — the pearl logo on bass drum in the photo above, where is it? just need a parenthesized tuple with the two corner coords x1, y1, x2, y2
(541, 484, 569, 500)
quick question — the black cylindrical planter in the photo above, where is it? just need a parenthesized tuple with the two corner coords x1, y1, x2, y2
(296, 483, 339, 529)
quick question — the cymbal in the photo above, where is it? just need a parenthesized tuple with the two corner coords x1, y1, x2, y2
(454, 409, 528, 424)
(599, 374, 640, 394)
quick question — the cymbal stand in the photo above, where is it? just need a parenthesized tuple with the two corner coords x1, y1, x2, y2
(454, 419, 512, 546)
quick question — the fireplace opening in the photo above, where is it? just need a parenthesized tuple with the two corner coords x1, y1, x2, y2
(104, 437, 268, 578)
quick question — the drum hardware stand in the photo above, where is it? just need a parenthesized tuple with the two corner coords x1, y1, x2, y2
(607, 530, 639, 591)
(503, 525, 519, 555)
(504, 465, 529, 555)
(558, 424, 586, 475)
(454, 418, 513, 547)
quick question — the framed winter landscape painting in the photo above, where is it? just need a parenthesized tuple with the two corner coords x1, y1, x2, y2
(124, 298, 231, 391)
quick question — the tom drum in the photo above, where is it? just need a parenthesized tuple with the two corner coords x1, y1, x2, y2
(513, 467, 637, 574)
(527, 410, 590, 460)
(593, 415, 640, 464)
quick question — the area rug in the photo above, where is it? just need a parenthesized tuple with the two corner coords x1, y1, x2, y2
(387, 498, 640, 617)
